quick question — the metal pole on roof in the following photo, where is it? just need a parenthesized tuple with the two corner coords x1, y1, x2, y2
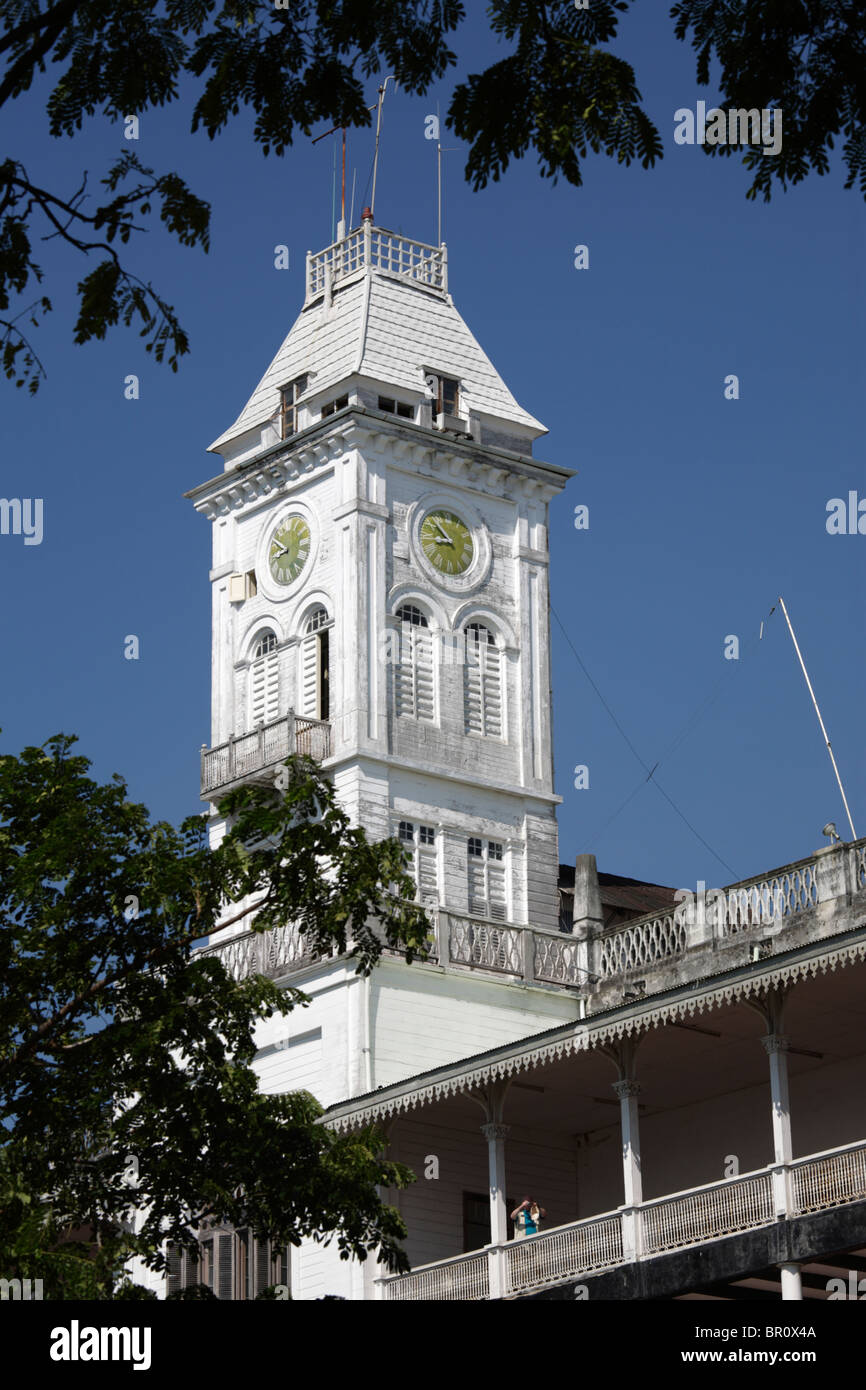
(777, 594, 857, 840)
(371, 76, 396, 222)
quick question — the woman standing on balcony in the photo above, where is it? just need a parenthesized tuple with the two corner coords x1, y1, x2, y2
(511, 1197, 546, 1239)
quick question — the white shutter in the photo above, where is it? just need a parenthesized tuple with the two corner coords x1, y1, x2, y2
(488, 860, 507, 920)
(468, 859, 487, 917)
(417, 844, 438, 903)
(251, 651, 279, 726)
(396, 623, 434, 722)
(414, 627, 434, 721)
(465, 628, 502, 737)
(483, 643, 503, 737)
(465, 636, 483, 734)
(395, 627, 415, 719)
(301, 633, 318, 716)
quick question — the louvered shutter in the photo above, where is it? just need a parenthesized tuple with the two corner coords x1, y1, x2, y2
(468, 858, 487, 917)
(414, 627, 434, 721)
(488, 860, 507, 921)
(395, 627, 415, 718)
(251, 651, 279, 725)
(418, 843, 438, 903)
(200, 1237, 214, 1293)
(465, 635, 483, 734)
(236, 1229, 250, 1300)
(217, 1232, 233, 1300)
(255, 1239, 271, 1296)
(166, 1243, 182, 1296)
(483, 643, 503, 737)
(301, 634, 318, 716)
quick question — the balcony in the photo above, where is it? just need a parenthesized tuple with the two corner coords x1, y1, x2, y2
(305, 224, 447, 305)
(193, 841, 866, 995)
(377, 1139, 866, 1300)
(194, 922, 319, 980)
(200, 712, 331, 798)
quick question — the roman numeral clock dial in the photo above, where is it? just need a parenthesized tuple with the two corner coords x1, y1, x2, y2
(420, 510, 474, 576)
(269, 514, 311, 585)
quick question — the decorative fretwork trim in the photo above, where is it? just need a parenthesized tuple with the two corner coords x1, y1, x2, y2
(324, 934, 866, 1132)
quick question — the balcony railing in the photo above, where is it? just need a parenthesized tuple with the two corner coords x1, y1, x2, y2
(305, 224, 447, 304)
(194, 922, 318, 981)
(201, 712, 331, 797)
(595, 839, 866, 982)
(378, 1139, 866, 1300)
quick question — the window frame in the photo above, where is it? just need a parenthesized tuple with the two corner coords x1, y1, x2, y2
(279, 373, 309, 440)
(396, 819, 439, 905)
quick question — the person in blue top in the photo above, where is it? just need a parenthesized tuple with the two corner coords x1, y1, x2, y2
(511, 1196, 546, 1240)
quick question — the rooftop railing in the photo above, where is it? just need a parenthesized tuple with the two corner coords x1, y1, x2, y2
(594, 839, 866, 983)
(305, 224, 447, 304)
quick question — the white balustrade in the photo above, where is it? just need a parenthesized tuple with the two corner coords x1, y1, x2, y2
(381, 1250, 489, 1301)
(506, 1214, 622, 1294)
(201, 712, 331, 795)
(595, 844, 866, 981)
(381, 1141, 866, 1300)
(642, 1172, 775, 1256)
(790, 1141, 866, 1215)
(306, 227, 446, 303)
(195, 923, 315, 982)
(532, 931, 584, 987)
(449, 916, 523, 975)
(598, 911, 688, 977)
(721, 862, 818, 934)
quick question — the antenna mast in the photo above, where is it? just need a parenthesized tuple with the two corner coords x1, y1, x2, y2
(778, 594, 857, 840)
(371, 76, 396, 221)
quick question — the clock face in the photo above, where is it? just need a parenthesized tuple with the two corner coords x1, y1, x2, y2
(269, 514, 311, 585)
(420, 509, 474, 576)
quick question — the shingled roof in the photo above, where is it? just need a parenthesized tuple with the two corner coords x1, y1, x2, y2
(209, 224, 546, 455)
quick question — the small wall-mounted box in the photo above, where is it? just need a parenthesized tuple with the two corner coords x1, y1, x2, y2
(228, 571, 257, 602)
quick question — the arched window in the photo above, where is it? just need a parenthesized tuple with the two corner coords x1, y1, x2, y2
(464, 622, 503, 737)
(250, 630, 280, 726)
(395, 605, 434, 722)
(300, 606, 330, 720)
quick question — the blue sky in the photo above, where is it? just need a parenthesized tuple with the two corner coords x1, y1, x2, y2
(1, 5, 863, 893)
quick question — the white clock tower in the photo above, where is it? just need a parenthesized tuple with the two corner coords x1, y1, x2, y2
(186, 213, 576, 1297)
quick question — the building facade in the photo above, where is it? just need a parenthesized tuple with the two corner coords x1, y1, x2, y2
(173, 217, 866, 1301)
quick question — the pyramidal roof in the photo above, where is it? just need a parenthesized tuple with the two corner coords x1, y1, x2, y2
(209, 220, 546, 458)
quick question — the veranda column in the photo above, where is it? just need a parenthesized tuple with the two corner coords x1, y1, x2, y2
(481, 1122, 510, 1298)
(779, 1262, 803, 1301)
(613, 1079, 643, 1260)
(761, 1033, 793, 1217)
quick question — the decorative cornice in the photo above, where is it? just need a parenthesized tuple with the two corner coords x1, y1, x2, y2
(323, 930, 866, 1133)
(188, 408, 573, 513)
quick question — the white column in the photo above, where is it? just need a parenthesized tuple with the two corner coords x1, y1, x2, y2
(481, 1122, 510, 1246)
(613, 1079, 643, 1260)
(779, 1262, 803, 1301)
(762, 1033, 793, 1215)
(481, 1122, 510, 1299)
